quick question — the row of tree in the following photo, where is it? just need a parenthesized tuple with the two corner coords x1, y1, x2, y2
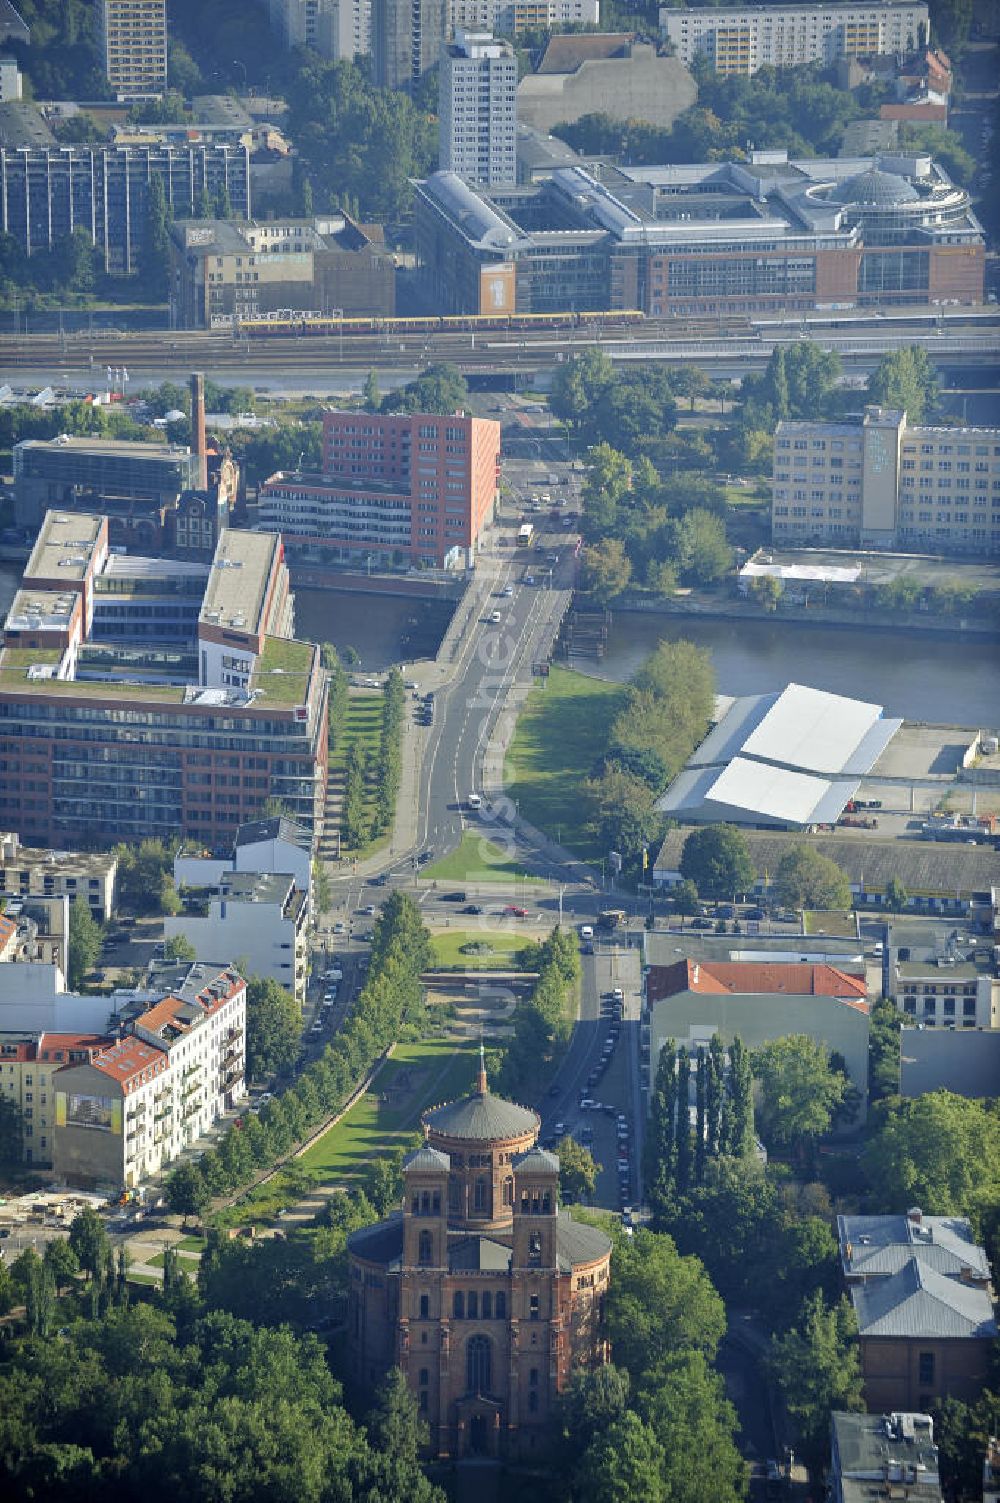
(677, 825, 852, 910)
(585, 640, 716, 871)
(492, 926, 580, 1100)
(165, 893, 430, 1221)
(373, 669, 405, 836)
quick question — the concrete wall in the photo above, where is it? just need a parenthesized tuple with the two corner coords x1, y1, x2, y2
(163, 902, 302, 998)
(650, 989, 870, 1118)
(900, 1027, 1000, 1098)
(517, 49, 696, 134)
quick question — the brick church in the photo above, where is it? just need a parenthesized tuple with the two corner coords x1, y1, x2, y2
(347, 1055, 612, 1458)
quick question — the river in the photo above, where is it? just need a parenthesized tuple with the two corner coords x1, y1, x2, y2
(2, 561, 995, 726)
(590, 612, 1000, 727)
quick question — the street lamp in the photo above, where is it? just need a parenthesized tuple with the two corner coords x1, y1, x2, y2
(233, 59, 248, 92)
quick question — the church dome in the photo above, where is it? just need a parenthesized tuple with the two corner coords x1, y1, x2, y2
(829, 167, 920, 208)
(423, 1089, 539, 1142)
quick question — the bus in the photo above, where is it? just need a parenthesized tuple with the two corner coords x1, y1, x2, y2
(517, 523, 534, 547)
(598, 909, 627, 931)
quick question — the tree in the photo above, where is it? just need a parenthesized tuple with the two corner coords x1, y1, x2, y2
(607, 1226, 727, 1384)
(866, 345, 940, 424)
(680, 826, 755, 902)
(724, 1036, 756, 1159)
(862, 1092, 1000, 1219)
(885, 876, 908, 911)
(550, 346, 615, 431)
(752, 1035, 848, 1156)
(637, 1350, 748, 1503)
(67, 897, 103, 988)
(586, 763, 660, 867)
(0, 1095, 23, 1169)
(769, 1293, 863, 1473)
(558, 1135, 600, 1202)
(381, 363, 468, 415)
(868, 996, 901, 1104)
(245, 975, 301, 1080)
(928, 0, 972, 52)
(163, 933, 196, 962)
(575, 1412, 667, 1503)
(166, 1161, 209, 1225)
(44, 1238, 80, 1295)
(751, 574, 783, 612)
(362, 369, 381, 412)
(365, 1367, 438, 1500)
(772, 843, 851, 911)
(670, 507, 733, 584)
(671, 878, 701, 916)
(936, 1390, 1000, 1501)
(141, 172, 170, 299)
(581, 537, 632, 604)
(68, 1207, 110, 1282)
(0, 1253, 11, 1316)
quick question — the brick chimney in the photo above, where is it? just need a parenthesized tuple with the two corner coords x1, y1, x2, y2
(190, 371, 208, 489)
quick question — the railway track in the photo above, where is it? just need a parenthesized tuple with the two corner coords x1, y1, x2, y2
(0, 313, 997, 375)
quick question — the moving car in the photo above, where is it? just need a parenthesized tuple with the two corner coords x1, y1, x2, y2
(462, 904, 484, 915)
(489, 610, 502, 624)
(441, 891, 466, 903)
(504, 904, 528, 918)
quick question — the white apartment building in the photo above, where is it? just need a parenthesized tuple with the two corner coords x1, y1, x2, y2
(51, 963, 246, 1191)
(268, 0, 371, 58)
(0, 56, 22, 101)
(892, 958, 998, 1029)
(0, 832, 118, 921)
(772, 407, 1000, 555)
(449, 0, 599, 33)
(165, 870, 309, 1001)
(97, 0, 167, 100)
(661, 2, 929, 76)
(440, 28, 517, 186)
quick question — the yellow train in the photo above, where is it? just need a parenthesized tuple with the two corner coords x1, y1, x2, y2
(237, 309, 648, 338)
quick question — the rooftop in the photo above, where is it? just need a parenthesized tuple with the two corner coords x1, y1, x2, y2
(832, 1410, 940, 1503)
(17, 434, 191, 463)
(216, 869, 297, 906)
(654, 827, 1000, 898)
(235, 815, 312, 852)
(92, 1035, 169, 1088)
(850, 1257, 997, 1339)
(250, 636, 316, 707)
(838, 1213, 991, 1281)
(24, 510, 104, 583)
(199, 528, 279, 636)
(649, 958, 869, 1009)
(424, 1084, 539, 1143)
(657, 683, 901, 829)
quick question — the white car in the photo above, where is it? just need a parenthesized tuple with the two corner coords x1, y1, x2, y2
(501, 585, 513, 597)
(580, 924, 594, 940)
(489, 610, 502, 624)
(325, 967, 344, 982)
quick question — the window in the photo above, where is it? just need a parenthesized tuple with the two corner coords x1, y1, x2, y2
(418, 1230, 433, 1266)
(474, 1176, 487, 1212)
(420, 1294, 429, 1319)
(482, 1291, 492, 1319)
(502, 1176, 513, 1207)
(467, 1291, 478, 1320)
(495, 1291, 506, 1319)
(528, 1232, 542, 1266)
(453, 1291, 464, 1319)
(466, 1335, 491, 1396)
(918, 1351, 935, 1386)
(529, 1293, 540, 1321)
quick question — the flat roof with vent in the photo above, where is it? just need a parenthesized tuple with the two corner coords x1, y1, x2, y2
(199, 528, 279, 637)
(24, 511, 104, 583)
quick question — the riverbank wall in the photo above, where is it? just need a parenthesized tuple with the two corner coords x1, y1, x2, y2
(608, 590, 1000, 639)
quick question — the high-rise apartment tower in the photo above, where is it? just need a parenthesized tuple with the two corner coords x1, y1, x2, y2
(440, 28, 517, 186)
(97, 0, 168, 100)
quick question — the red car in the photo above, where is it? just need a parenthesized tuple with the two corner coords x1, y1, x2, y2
(504, 905, 528, 918)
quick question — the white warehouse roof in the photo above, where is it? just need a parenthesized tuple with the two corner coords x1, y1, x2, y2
(657, 682, 902, 830)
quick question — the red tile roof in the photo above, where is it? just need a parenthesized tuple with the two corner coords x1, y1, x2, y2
(648, 958, 869, 1013)
(0, 913, 16, 950)
(135, 995, 194, 1039)
(38, 1032, 110, 1062)
(92, 1036, 168, 1090)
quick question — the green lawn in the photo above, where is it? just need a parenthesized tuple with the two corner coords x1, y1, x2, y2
(298, 1035, 478, 1184)
(146, 1249, 203, 1269)
(430, 929, 532, 970)
(176, 1235, 207, 1252)
(422, 829, 541, 884)
(329, 692, 392, 857)
(504, 666, 626, 860)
